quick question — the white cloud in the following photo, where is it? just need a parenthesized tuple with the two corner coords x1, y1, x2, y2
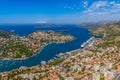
(82, 0, 88, 8)
(36, 21, 47, 23)
(35, 19, 48, 23)
(83, 0, 120, 16)
(64, 5, 75, 10)
(91, 1, 108, 8)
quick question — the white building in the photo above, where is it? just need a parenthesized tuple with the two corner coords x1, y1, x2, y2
(65, 77, 74, 80)
(94, 64, 100, 71)
(71, 64, 81, 71)
(104, 71, 114, 80)
(92, 72, 100, 80)
(105, 62, 113, 69)
(100, 66, 107, 74)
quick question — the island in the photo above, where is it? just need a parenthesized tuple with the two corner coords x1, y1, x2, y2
(0, 30, 75, 59)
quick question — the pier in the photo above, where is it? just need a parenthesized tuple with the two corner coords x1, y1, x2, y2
(81, 36, 96, 49)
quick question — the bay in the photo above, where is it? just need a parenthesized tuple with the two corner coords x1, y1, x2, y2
(0, 24, 91, 72)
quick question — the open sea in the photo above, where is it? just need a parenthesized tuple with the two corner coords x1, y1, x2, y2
(0, 24, 91, 72)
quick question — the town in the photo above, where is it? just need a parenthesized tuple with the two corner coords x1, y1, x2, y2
(0, 34, 120, 80)
(1, 0, 120, 80)
(0, 30, 74, 59)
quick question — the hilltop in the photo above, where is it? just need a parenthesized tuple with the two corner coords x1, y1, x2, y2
(79, 20, 117, 29)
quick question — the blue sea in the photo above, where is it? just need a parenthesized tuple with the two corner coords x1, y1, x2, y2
(0, 24, 91, 72)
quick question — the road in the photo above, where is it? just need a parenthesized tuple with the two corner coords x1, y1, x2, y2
(113, 73, 120, 80)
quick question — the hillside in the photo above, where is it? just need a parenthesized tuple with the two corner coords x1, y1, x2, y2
(0, 30, 74, 59)
(0, 30, 13, 38)
(91, 22, 120, 37)
(79, 20, 117, 29)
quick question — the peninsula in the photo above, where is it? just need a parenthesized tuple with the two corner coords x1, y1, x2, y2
(0, 30, 75, 59)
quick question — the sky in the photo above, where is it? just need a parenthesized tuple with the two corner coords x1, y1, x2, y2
(0, 0, 120, 24)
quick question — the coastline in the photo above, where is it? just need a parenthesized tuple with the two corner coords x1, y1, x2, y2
(0, 25, 92, 73)
(56, 36, 96, 57)
(0, 30, 76, 61)
(1, 41, 67, 61)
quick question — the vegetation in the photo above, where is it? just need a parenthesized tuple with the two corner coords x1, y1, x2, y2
(0, 41, 33, 58)
(0, 30, 74, 59)
(0, 30, 13, 38)
(49, 59, 63, 66)
(91, 23, 120, 37)
(100, 77, 105, 80)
